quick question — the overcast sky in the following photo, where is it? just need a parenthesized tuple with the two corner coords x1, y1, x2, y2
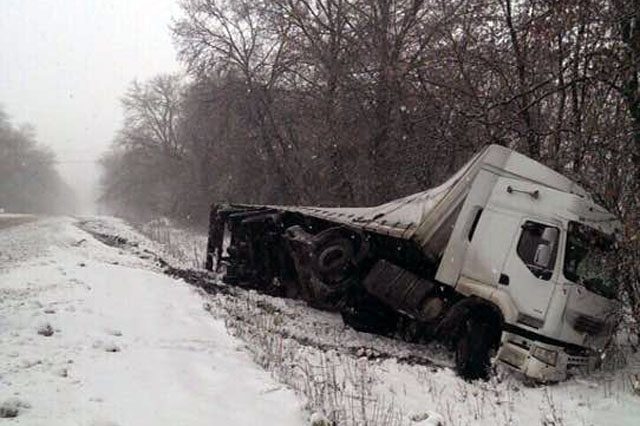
(0, 0, 182, 213)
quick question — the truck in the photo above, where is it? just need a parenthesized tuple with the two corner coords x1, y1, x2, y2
(205, 144, 622, 381)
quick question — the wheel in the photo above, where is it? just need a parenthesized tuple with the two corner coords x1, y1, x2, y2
(311, 232, 354, 284)
(455, 317, 492, 380)
(310, 227, 369, 285)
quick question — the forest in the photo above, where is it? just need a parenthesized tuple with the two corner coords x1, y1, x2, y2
(99, 0, 639, 317)
(0, 108, 74, 215)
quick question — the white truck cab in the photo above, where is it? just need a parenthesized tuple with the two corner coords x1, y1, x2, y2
(433, 147, 621, 381)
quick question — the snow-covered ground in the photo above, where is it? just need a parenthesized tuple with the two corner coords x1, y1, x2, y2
(2, 216, 640, 426)
(0, 217, 303, 425)
(124, 217, 640, 426)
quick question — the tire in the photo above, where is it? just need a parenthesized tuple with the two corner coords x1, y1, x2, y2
(310, 227, 369, 285)
(455, 317, 492, 380)
(311, 233, 354, 284)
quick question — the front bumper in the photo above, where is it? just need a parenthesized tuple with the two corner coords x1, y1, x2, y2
(496, 332, 596, 382)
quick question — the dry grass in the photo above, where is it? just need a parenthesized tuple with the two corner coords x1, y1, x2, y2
(137, 218, 207, 269)
(136, 218, 640, 426)
(215, 291, 409, 426)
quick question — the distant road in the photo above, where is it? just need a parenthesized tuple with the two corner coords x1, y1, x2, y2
(0, 214, 37, 229)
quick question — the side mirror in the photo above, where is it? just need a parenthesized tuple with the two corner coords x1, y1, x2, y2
(534, 244, 551, 268)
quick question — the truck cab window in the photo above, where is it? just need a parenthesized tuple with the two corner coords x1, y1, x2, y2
(564, 221, 618, 299)
(516, 221, 559, 280)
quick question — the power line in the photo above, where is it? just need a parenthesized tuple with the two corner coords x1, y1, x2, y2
(53, 159, 101, 164)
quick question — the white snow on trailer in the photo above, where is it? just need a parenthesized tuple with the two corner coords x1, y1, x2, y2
(231, 145, 592, 255)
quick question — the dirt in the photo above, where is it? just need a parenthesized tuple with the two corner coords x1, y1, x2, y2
(37, 323, 54, 337)
(163, 266, 231, 295)
(0, 398, 30, 418)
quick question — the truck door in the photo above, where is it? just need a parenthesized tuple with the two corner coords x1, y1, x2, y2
(500, 219, 560, 325)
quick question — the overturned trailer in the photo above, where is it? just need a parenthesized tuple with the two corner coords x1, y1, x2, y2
(206, 145, 622, 381)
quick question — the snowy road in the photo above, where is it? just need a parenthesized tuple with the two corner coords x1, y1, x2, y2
(0, 217, 304, 425)
(0, 214, 36, 230)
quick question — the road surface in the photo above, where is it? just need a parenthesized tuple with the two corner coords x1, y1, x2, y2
(0, 214, 36, 230)
(0, 216, 304, 425)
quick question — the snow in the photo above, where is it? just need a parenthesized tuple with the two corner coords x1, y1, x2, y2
(3, 215, 640, 426)
(0, 217, 304, 425)
(129, 218, 640, 426)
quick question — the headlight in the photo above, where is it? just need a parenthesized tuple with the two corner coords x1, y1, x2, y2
(531, 346, 558, 366)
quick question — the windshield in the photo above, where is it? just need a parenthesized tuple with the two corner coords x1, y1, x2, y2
(563, 221, 618, 299)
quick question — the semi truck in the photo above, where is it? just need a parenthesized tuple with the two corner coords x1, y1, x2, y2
(205, 144, 622, 381)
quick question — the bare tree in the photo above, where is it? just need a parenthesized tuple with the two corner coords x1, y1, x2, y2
(0, 107, 75, 214)
(100, 0, 640, 322)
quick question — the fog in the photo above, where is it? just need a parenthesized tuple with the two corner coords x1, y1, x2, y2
(0, 0, 180, 214)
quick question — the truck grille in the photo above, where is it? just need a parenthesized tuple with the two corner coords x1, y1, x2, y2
(564, 345, 590, 357)
(567, 355, 589, 367)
